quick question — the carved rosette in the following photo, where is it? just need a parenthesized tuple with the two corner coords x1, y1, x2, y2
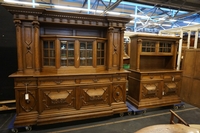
(112, 84, 123, 102)
(19, 91, 36, 112)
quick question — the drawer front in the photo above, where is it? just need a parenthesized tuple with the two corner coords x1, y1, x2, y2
(164, 73, 182, 81)
(15, 78, 37, 87)
(38, 77, 76, 86)
(113, 74, 127, 82)
(141, 73, 163, 80)
(79, 75, 112, 84)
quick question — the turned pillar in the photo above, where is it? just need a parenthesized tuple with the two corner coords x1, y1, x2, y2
(120, 27, 126, 70)
(14, 20, 23, 73)
(32, 21, 40, 73)
(107, 26, 114, 70)
(136, 39, 142, 71)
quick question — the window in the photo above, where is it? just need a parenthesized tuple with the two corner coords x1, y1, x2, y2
(80, 41, 93, 66)
(60, 41, 75, 66)
(97, 42, 105, 65)
(43, 41, 55, 66)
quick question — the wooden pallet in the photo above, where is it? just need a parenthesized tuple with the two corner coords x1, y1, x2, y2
(0, 100, 16, 111)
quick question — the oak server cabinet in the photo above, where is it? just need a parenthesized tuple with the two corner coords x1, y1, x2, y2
(3, 5, 132, 127)
(127, 34, 182, 109)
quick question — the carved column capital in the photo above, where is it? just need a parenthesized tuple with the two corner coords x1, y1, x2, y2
(138, 39, 142, 42)
(121, 27, 126, 32)
(14, 20, 21, 27)
(108, 26, 114, 33)
(32, 21, 40, 28)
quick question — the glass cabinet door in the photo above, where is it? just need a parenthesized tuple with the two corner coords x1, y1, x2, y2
(141, 41, 156, 52)
(60, 41, 75, 66)
(97, 42, 105, 65)
(43, 41, 55, 66)
(159, 42, 172, 53)
(80, 41, 93, 66)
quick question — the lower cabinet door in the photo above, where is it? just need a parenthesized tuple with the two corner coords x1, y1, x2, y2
(79, 84, 111, 108)
(140, 81, 162, 100)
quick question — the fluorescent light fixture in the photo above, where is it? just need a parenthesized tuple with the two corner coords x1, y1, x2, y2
(4, 0, 39, 6)
(54, 5, 88, 11)
(54, 5, 105, 14)
(162, 24, 171, 27)
(159, 18, 165, 20)
(107, 11, 120, 15)
(130, 14, 149, 19)
(130, 21, 142, 23)
(169, 19, 177, 22)
(90, 10, 103, 13)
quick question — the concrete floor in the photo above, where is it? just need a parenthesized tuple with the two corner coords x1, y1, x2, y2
(0, 102, 200, 133)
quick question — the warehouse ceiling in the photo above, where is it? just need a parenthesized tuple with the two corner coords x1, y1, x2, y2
(1, 0, 200, 33)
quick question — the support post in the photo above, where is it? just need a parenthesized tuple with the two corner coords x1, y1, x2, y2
(194, 30, 199, 49)
(176, 30, 183, 70)
(187, 31, 191, 49)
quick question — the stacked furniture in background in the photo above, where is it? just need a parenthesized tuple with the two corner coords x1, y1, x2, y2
(127, 34, 182, 109)
(181, 49, 200, 108)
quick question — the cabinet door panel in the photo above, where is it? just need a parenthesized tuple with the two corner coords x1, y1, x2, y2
(16, 87, 38, 113)
(163, 80, 180, 96)
(79, 85, 110, 108)
(140, 81, 162, 99)
(39, 87, 75, 112)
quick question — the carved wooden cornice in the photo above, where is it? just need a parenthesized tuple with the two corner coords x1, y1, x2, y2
(2, 5, 132, 28)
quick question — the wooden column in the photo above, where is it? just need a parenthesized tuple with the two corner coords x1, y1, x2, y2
(120, 27, 126, 70)
(14, 20, 23, 73)
(107, 27, 114, 70)
(32, 21, 40, 73)
(136, 39, 142, 71)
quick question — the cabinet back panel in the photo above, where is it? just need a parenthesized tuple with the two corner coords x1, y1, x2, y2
(43, 27, 73, 35)
(76, 29, 101, 37)
(140, 56, 173, 70)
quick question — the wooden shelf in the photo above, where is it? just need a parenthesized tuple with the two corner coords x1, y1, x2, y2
(0, 100, 16, 111)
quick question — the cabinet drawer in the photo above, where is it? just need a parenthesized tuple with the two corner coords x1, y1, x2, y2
(80, 75, 112, 84)
(15, 78, 37, 87)
(164, 73, 182, 81)
(141, 74, 162, 80)
(113, 74, 127, 82)
(38, 77, 76, 86)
